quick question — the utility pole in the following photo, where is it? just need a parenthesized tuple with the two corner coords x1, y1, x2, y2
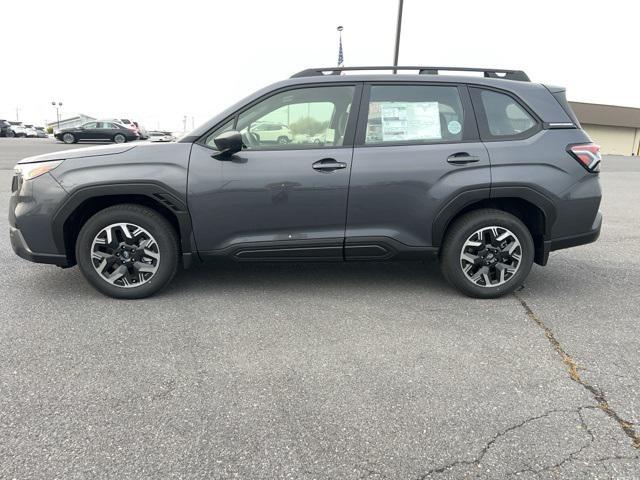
(183, 115, 187, 133)
(393, 0, 404, 74)
(16, 106, 20, 121)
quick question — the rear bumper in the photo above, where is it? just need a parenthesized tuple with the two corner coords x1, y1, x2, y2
(540, 211, 602, 264)
(10, 226, 70, 267)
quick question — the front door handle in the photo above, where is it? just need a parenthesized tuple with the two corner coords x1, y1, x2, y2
(447, 152, 480, 164)
(312, 158, 347, 172)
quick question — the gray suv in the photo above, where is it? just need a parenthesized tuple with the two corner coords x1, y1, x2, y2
(9, 66, 602, 299)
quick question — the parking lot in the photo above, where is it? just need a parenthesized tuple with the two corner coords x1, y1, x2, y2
(1, 137, 639, 478)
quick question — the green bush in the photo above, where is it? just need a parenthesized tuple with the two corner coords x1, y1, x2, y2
(46, 126, 53, 134)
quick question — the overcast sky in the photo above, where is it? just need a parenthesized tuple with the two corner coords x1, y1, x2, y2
(2, 0, 638, 131)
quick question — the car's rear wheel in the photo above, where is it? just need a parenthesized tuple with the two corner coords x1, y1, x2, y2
(76, 204, 179, 299)
(113, 133, 127, 144)
(62, 133, 76, 144)
(277, 136, 289, 144)
(440, 209, 534, 298)
(7, 129, 15, 138)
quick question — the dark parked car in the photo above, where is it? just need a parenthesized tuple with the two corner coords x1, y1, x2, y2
(54, 121, 139, 144)
(10, 66, 602, 299)
(0, 119, 12, 137)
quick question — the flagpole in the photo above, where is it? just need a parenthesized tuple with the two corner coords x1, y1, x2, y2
(337, 25, 344, 68)
(393, 0, 404, 74)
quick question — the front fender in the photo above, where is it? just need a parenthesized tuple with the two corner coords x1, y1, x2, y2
(51, 182, 195, 262)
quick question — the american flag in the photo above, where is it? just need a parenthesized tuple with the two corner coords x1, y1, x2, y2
(337, 35, 344, 67)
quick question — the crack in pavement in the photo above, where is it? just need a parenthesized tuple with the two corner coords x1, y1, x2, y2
(416, 408, 590, 479)
(514, 293, 640, 450)
(507, 407, 598, 478)
(416, 292, 640, 479)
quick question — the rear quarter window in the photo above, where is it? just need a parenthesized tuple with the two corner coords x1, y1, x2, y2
(471, 88, 539, 141)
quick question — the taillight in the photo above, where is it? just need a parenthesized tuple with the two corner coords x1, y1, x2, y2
(568, 143, 601, 172)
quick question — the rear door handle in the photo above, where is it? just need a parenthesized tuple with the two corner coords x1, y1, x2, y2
(447, 153, 480, 164)
(312, 158, 347, 172)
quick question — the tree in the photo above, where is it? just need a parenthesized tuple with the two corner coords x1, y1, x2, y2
(289, 117, 328, 136)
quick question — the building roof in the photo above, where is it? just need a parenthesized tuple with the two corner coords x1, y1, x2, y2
(46, 114, 96, 127)
(569, 102, 640, 129)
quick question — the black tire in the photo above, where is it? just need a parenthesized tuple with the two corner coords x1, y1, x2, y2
(6, 129, 15, 138)
(439, 209, 534, 299)
(62, 133, 76, 144)
(113, 133, 127, 144)
(75, 204, 179, 299)
(277, 136, 289, 144)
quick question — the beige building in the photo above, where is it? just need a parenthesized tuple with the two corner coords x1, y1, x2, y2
(569, 102, 640, 156)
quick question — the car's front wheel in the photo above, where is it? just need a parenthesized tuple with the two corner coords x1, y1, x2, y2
(76, 204, 179, 299)
(440, 209, 534, 298)
(62, 133, 76, 144)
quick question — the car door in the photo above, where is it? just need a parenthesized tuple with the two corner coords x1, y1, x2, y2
(80, 122, 99, 140)
(345, 83, 490, 258)
(93, 122, 111, 140)
(107, 122, 125, 140)
(188, 83, 361, 260)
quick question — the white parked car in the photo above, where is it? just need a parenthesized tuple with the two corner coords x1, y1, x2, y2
(148, 130, 176, 142)
(7, 121, 27, 137)
(23, 124, 38, 138)
(249, 122, 292, 144)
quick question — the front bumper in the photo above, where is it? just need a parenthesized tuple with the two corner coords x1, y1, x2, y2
(9, 170, 70, 266)
(10, 226, 69, 266)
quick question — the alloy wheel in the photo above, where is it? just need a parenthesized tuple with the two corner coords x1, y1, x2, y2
(459, 226, 522, 287)
(90, 223, 160, 288)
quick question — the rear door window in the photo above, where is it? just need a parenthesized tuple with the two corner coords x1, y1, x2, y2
(471, 88, 538, 140)
(363, 85, 465, 145)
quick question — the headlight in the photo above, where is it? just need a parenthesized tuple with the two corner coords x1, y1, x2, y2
(15, 160, 64, 180)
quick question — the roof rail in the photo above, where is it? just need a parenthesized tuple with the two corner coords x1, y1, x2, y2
(290, 66, 530, 82)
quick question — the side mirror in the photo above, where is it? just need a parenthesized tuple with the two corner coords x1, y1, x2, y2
(213, 130, 242, 159)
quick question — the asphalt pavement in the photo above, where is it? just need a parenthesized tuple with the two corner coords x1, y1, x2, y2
(1, 138, 639, 479)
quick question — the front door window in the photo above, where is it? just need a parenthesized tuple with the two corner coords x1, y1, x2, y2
(235, 86, 355, 150)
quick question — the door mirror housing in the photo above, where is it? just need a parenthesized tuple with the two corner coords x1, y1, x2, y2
(213, 130, 242, 159)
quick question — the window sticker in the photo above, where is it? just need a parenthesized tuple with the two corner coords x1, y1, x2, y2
(447, 120, 462, 135)
(367, 102, 441, 142)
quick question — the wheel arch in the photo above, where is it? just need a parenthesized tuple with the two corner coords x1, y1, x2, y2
(52, 183, 195, 267)
(433, 187, 556, 266)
